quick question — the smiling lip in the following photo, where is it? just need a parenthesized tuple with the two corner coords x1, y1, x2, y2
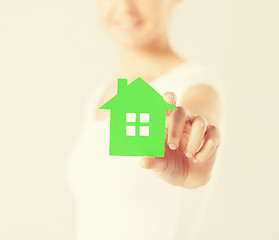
(114, 19, 141, 30)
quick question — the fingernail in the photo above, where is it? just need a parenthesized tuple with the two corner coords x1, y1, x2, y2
(185, 152, 193, 158)
(166, 93, 176, 101)
(169, 143, 177, 150)
(193, 158, 198, 163)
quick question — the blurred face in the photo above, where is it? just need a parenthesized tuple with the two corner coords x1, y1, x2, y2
(95, 0, 179, 48)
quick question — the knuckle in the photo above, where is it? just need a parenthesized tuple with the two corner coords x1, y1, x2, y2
(209, 124, 219, 134)
(216, 128, 221, 140)
(209, 124, 221, 144)
(207, 138, 216, 148)
(195, 153, 207, 162)
(194, 116, 206, 129)
(174, 106, 186, 118)
(169, 130, 179, 140)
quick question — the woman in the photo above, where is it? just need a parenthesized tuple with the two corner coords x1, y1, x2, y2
(66, 0, 227, 239)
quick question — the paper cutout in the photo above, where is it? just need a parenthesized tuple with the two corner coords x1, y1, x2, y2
(99, 77, 176, 157)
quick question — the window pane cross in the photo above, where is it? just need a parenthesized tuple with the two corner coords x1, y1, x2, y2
(125, 112, 150, 136)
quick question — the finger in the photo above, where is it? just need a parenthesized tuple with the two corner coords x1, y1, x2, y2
(184, 115, 208, 161)
(184, 108, 195, 124)
(162, 91, 177, 117)
(194, 125, 221, 162)
(167, 106, 188, 150)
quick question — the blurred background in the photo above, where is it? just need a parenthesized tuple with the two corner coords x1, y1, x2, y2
(0, 0, 278, 239)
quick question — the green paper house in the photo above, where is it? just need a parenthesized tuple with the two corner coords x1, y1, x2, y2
(99, 77, 176, 157)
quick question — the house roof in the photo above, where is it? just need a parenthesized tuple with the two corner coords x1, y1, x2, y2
(99, 77, 177, 111)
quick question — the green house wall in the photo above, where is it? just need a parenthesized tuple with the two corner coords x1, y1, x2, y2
(109, 109, 166, 157)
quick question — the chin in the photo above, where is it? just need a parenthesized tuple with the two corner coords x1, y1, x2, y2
(105, 23, 157, 48)
(109, 32, 156, 48)
(115, 38, 149, 48)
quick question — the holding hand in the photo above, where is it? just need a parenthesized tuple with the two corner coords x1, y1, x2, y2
(140, 91, 221, 189)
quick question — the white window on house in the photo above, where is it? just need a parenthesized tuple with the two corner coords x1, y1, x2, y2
(126, 126, 135, 136)
(126, 113, 136, 122)
(139, 126, 149, 136)
(125, 112, 150, 136)
(140, 113, 149, 123)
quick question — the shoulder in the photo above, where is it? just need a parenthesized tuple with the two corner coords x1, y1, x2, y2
(180, 60, 223, 84)
(178, 61, 225, 126)
(182, 83, 221, 100)
(180, 83, 222, 110)
(179, 60, 227, 107)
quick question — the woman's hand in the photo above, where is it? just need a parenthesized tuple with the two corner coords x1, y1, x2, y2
(140, 91, 221, 189)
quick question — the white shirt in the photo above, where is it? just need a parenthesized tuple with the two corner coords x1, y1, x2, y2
(65, 60, 227, 240)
